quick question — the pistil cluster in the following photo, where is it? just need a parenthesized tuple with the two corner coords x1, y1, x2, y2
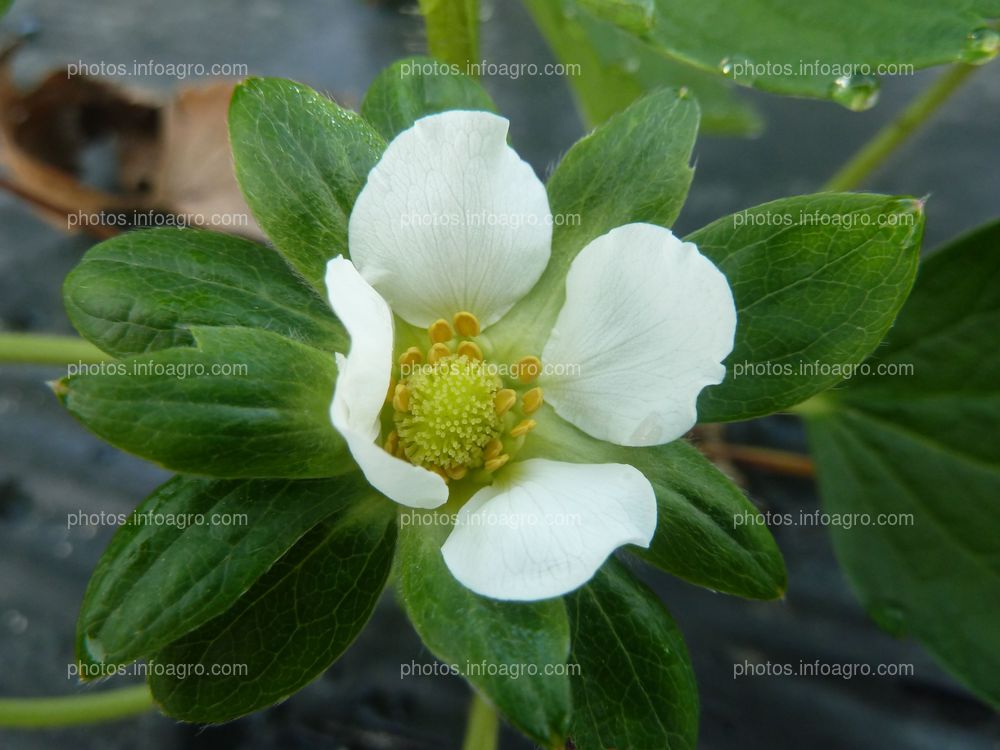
(383, 311, 544, 483)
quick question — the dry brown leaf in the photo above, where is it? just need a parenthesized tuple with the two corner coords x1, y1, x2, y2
(0, 46, 152, 235)
(0, 43, 264, 242)
(152, 80, 264, 239)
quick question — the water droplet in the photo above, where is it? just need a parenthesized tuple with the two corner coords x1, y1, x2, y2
(960, 27, 1000, 65)
(869, 600, 907, 637)
(718, 55, 755, 83)
(2, 609, 29, 635)
(830, 73, 880, 111)
(561, 0, 578, 20)
(622, 55, 641, 74)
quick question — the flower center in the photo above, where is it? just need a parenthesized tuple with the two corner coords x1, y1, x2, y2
(395, 354, 500, 470)
(383, 311, 545, 483)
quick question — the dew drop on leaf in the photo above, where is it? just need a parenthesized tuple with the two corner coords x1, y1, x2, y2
(829, 73, 881, 111)
(960, 27, 1000, 65)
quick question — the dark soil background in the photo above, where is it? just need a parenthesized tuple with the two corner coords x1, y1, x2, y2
(1, 1, 998, 748)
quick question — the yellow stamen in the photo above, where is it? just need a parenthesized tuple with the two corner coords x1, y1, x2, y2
(483, 437, 504, 461)
(383, 431, 399, 455)
(510, 419, 536, 438)
(457, 340, 483, 361)
(484, 454, 510, 473)
(427, 342, 451, 363)
(522, 387, 543, 414)
(398, 346, 424, 370)
(494, 388, 516, 416)
(428, 465, 450, 483)
(516, 355, 542, 384)
(429, 319, 453, 343)
(445, 465, 468, 481)
(392, 383, 410, 412)
(453, 311, 481, 337)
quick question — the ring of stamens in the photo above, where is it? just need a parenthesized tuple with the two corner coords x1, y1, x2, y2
(384, 311, 546, 483)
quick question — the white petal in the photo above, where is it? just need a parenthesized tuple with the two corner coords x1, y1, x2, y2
(348, 110, 551, 329)
(326, 257, 447, 509)
(541, 223, 736, 447)
(441, 459, 656, 600)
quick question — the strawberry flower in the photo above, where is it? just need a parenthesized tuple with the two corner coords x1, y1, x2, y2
(327, 110, 736, 601)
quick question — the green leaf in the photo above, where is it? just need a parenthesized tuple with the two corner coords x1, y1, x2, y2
(628, 440, 787, 599)
(523, 0, 761, 134)
(360, 56, 496, 142)
(803, 220, 1000, 707)
(0, 0, 11, 17)
(150, 493, 397, 722)
(608, 0, 1000, 104)
(544, 87, 696, 256)
(58, 326, 348, 478)
(63, 228, 344, 358)
(490, 86, 698, 358)
(568, 558, 698, 750)
(229, 77, 386, 289)
(578, 0, 654, 33)
(527, 407, 786, 599)
(397, 512, 571, 747)
(691, 193, 924, 422)
(75, 475, 368, 672)
(418, 0, 479, 68)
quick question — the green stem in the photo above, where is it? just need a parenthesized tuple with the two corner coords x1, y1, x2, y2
(419, 0, 479, 71)
(0, 685, 154, 728)
(461, 691, 499, 750)
(0, 333, 108, 366)
(823, 64, 979, 192)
